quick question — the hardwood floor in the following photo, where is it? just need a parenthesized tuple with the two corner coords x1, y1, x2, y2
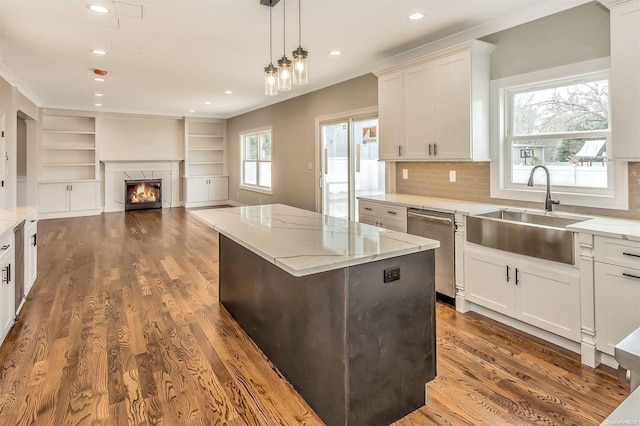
(0, 207, 627, 425)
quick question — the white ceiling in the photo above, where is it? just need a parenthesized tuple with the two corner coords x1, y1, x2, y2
(0, 0, 590, 119)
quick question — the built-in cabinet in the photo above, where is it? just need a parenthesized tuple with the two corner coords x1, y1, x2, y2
(601, 0, 640, 160)
(24, 213, 37, 297)
(38, 110, 101, 219)
(0, 230, 14, 346)
(358, 200, 407, 232)
(184, 118, 229, 208)
(594, 236, 640, 356)
(464, 242, 581, 342)
(376, 40, 495, 161)
(38, 181, 100, 216)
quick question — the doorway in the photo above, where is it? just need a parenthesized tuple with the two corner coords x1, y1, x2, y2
(317, 108, 384, 221)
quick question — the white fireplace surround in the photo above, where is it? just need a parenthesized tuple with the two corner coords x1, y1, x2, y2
(103, 160, 180, 212)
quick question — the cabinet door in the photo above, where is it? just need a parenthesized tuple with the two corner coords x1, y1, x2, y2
(434, 51, 472, 160)
(464, 244, 514, 316)
(24, 222, 37, 296)
(404, 63, 435, 159)
(186, 178, 210, 203)
(595, 262, 640, 355)
(609, 0, 640, 160)
(208, 177, 228, 201)
(39, 183, 70, 213)
(378, 71, 404, 160)
(69, 182, 99, 212)
(515, 260, 581, 342)
(0, 246, 15, 345)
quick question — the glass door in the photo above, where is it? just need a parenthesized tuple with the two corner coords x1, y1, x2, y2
(320, 115, 383, 221)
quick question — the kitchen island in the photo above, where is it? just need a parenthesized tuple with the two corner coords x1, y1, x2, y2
(191, 204, 439, 425)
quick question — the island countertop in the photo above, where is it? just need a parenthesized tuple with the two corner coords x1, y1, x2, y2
(190, 203, 440, 277)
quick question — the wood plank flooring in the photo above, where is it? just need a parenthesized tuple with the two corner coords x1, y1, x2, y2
(0, 207, 628, 425)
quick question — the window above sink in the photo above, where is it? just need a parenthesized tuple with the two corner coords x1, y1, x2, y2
(489, 57, 628, 211)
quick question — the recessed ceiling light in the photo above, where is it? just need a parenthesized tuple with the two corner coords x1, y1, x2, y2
(91, 49, 107, 55)
(94, 103, 102, 107)
(408, 12, 424, 20)
(329, 50, 341, 56)
(224, 90, 233, 95)
(94, 77, 105, 82)
(204, 101, 211, 105)
(189, 109, 196, 113)
(88, 5, 110, 13)
(94, 93, 103, 97)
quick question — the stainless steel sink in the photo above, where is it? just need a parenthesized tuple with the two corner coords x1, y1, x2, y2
(466, 209, 590, 264)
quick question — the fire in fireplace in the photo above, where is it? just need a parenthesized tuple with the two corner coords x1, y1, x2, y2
(125, 179, 162, 211)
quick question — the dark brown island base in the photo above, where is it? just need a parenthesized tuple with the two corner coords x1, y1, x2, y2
(191, 205, 439, 425)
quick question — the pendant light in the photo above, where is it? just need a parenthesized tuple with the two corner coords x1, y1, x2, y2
(277, 0, 292, 91)
(264, 2, 278, 96)
(292, 0, 308, 85)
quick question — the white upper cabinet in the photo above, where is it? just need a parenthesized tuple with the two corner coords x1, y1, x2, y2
(375, 40, 495, 161)
(600, 0, 640, 160)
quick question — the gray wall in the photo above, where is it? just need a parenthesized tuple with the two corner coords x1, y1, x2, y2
(227, 74, 378, 211)
(481, 2, 610, 79)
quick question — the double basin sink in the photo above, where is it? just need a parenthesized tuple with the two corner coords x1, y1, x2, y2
(466, 209, 590, 264)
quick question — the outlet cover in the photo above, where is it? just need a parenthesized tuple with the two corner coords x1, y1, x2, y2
(449, 170, 456, 182)
(402, 169, 408, 179)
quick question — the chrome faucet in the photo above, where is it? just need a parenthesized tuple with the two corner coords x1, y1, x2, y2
(527, 165, 560, 212)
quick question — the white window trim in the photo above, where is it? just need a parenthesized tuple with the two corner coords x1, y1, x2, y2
(490, 57, 629, 210)
(240, 126, 273, 195)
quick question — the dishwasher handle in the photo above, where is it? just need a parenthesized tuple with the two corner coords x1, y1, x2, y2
(407, 210, 452, 225)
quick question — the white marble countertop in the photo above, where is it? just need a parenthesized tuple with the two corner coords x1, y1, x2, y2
(567, 217, 640, 242)
(359, 194, 640, 241)
(190, 204, 440, 277)
(358, 194, 503, 216)
(0, 206, 38, 235)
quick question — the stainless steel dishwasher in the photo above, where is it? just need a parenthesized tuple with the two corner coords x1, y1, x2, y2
(407, 209, 455, 300)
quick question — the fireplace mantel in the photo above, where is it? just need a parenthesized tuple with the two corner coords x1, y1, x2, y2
(102, 160, 181, 212)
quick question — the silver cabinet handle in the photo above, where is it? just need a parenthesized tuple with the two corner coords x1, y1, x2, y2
(407, 211, 452, 225)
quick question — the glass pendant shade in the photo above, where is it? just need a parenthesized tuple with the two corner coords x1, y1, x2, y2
(264, 64, 278, 96)
(292, 46, 308, 85)
(277, 56, 292, 91)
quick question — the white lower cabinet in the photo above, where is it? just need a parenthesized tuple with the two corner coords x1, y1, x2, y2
(185, 176, 228, 208)
(24, 214, 37, 297)
(0, 230, 15, 346)
(594, 236, 640, 356)
(465, 243, 581, 341)
(38, 181, 100, 218)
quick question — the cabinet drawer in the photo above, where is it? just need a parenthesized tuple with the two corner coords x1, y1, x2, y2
(376, 218, 407, 232)
(379, 204, 407, 223)
(359, 200, 380, 216)
(594, 236, 640, 269)
(0, 231, 13, 262)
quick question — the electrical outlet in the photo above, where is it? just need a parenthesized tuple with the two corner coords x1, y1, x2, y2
(402, 169, 408, 179)
(308, 162, 313, 170)
(384, 267, 400, 283)
(449, 170, 456, 182)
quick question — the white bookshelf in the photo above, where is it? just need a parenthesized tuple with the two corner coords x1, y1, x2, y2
(38, 110, 100, 218)
(184, 118, 228, 207)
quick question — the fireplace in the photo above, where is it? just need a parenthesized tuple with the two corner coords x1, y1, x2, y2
(125, 179, 162, 211)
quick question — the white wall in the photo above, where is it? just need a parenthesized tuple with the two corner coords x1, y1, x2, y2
(99, 114, 184, 161)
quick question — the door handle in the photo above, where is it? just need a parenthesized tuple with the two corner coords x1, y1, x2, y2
(434, 143, 437, 156)
(355, 144, 361, 173)
(32, 233, 37, 247)
(623, 273, 640, 280)
(515, 268, 520, 285)
(623, 252, 640, 258)
(506, 265, 510, 282)
(2, 264, 9, 284)
(428, 144, 432, 156)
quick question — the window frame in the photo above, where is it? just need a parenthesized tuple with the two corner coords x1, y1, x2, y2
(490, 57, 628, 210)
(240, 126, 273, 194)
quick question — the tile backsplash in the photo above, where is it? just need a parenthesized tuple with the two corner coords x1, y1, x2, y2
(395, 162, 640, 220)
